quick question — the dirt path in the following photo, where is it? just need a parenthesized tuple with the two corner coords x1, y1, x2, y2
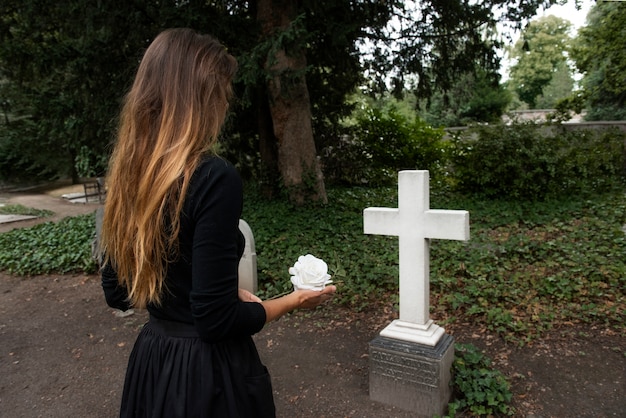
(0, 182, 101, 234)
(0, 187, 624, 417)
(0, 272, 624, 418)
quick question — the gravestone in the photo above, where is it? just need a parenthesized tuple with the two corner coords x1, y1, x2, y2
(364, 170, 469, 416)
(238, 219, 258, 294)
(0, 214, 38, 224)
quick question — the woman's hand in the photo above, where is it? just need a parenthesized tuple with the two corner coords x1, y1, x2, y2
(294, 285, 337, 309)
(261, 285, 337, 323)
(238, 288, 262, 303)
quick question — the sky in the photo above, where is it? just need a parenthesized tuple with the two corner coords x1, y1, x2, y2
(538, 0, 594, 33)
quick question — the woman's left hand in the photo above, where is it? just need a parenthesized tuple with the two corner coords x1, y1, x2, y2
(238, 288, 262, 303)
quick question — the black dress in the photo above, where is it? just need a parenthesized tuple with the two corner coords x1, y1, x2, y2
(102, 157, 275, 418)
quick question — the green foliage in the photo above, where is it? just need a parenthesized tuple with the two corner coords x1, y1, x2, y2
(551, 90, 587, 122)
(243, 184, 626, 344)
(535, 61, 575, 109)
(430, 191, 626, 344)
(422, 70, 512, 127)
(507, 15, 573, 109)
(457, 82, 511, 125)
(450, 122, 626, 200)
(0, 0, 255, 183)
(0, 0, 144, 181)
(0, 0, 560, 189)
(323, 105, 447, 186)
(446, 343, 514, 417)
(0, 204, 53, 217)
(571, 1, 626, 120)
(355, 107, 444, 177)
(242, 185, 400, 309)
(2, 169, 625, 345)
(0, 118, 60, 182)
(363, 0, 556, 102)
(0, 213, 96, 275)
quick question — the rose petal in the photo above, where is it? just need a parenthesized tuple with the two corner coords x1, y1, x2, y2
(289, 254, 332, 291)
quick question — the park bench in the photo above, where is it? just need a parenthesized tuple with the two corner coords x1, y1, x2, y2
(82, 177, 106, 203)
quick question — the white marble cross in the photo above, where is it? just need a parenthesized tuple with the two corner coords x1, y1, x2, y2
(364, 170, 469, 346)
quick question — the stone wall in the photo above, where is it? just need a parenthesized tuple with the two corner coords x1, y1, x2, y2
(445, 121, 626, 137)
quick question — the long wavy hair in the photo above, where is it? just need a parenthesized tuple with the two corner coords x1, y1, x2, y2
(100, 28, 237, 309)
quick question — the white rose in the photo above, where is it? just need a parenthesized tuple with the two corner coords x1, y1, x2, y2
(289, 254, 333, 291)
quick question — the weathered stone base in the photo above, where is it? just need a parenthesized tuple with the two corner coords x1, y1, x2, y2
(369, 333, 454, 417)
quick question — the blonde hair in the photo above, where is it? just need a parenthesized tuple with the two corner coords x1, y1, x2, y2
(100, 28, 237, 308)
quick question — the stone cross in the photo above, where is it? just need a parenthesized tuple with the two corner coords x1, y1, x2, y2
(364, 170, 469, 346)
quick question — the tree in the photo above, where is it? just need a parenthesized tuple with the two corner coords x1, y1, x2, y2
(571, 1, 626, 120)
(252, 1, 360, 203)
(237, 0, 561, 201)
(507, 15, 573, 109)
(237, 1, 392, 203)
(535, 60, 574, 109)
(0, 0, 559, 202)
(0, 1, 157, 182)
(421, 70, 511, 127)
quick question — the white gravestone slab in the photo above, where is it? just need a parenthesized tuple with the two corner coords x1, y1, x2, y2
(0, 214, 38, 224)
(238, 219, 258, 294)
(364, 170, 469, 346)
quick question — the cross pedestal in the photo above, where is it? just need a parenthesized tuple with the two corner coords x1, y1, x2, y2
(364, 170, 470, 416)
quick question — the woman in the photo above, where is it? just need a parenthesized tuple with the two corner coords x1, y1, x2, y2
(100, 28, 336, 418)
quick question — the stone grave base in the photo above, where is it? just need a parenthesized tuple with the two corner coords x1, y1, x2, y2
(369, 333, 454, 417)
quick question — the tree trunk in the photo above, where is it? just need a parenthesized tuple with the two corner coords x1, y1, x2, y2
(69, 148, 80, 184)
(256, 86, 280, 199)
(256, 0, 327, 205)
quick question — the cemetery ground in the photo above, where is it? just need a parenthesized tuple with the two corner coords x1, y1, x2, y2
(0, 184, 625, 417)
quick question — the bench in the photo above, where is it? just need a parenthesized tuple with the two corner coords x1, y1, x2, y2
(83, 178, 106, 203)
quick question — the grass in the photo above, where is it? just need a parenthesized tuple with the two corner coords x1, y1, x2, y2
(0, 185, 624, 345)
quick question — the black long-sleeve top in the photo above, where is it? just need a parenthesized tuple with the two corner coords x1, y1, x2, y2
(102, 156, 266, 343)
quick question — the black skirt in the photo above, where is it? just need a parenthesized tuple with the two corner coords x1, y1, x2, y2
(120, 316, 276, 418)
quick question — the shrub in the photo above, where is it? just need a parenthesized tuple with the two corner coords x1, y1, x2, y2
(0, 119, 59, 182)
(450, 122, 559, 200)
(557, 127, 626, 192)
(322, 107, 448, 186)
(319, 132, 375, 186)
(446, 343, 515, 417)
(450, 122, 626, 200)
